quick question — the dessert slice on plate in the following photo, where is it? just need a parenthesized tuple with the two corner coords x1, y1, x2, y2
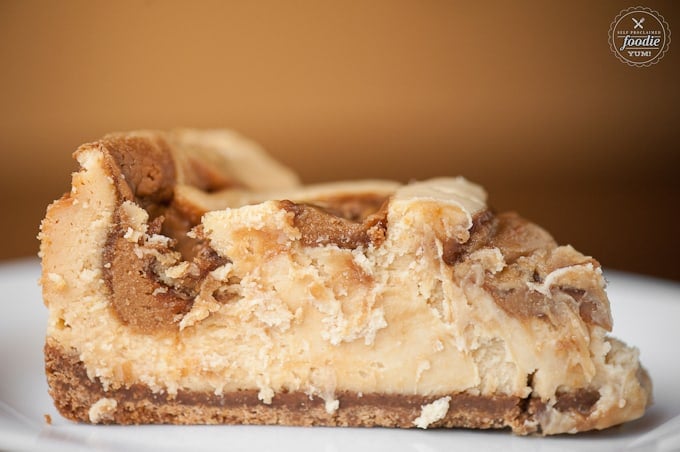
(40, 130, 651, 434)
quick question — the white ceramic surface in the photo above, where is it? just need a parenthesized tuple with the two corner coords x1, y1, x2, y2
(1, 258, 679, 451)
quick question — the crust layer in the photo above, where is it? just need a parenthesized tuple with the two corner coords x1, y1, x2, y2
(46, 341, 533, 431)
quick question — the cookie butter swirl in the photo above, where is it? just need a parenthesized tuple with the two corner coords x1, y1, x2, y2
(100, 135, 394, 332)
(99, 136, 612, 335)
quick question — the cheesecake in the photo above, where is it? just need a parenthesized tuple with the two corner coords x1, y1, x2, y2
(39, 130, 651, 434)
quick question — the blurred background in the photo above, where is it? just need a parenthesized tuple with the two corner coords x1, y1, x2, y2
(1, 0, 678, 280)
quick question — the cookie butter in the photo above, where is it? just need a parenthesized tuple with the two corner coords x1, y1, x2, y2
(40, 130, 651, 434)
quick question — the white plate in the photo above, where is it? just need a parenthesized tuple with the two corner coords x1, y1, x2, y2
(1, 258, 679, 452)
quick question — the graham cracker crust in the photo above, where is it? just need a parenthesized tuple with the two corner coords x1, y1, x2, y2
(45, 341, 534, 431)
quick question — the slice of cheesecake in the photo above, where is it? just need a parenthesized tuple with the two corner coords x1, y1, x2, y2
(39, 130, 651, 435)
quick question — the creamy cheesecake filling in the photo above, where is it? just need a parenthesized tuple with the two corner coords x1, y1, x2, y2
(40, 131, 651, 434)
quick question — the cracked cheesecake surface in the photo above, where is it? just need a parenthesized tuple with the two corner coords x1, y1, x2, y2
(40, 130, 651, 434)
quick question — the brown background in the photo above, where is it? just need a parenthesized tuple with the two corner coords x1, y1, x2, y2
(1, 0, 678, 280)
